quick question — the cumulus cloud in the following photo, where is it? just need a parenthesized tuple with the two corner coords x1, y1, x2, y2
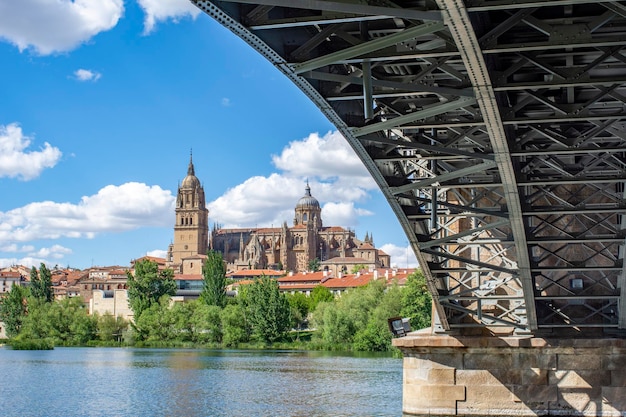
(272, 131, 375, 188)
(74, 68, 101, 82)
(28, 244, 73, 259)
(147, 249, 167, 259)
(0, 244, 35, 253)
(136, 0, 200, 34)
(209, 131, 377, 229)
(0, 123, 62, 181)
(209, 174, 301, 228)
(0, 182, 176, 242)
(0, 257, 48, 269)
(321, 202, 373, 228)
(380, 243, 419, 269)
(0, 0, 124, 55)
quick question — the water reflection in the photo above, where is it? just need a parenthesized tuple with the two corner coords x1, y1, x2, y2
(0, 347, 401, 417)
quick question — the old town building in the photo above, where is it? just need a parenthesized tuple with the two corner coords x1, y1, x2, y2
(166, 157, 390, 274)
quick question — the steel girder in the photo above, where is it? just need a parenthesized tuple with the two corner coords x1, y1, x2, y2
(192, 0, 626, 336)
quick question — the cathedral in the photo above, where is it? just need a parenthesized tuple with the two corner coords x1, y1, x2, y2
(167, 157, 390, 274)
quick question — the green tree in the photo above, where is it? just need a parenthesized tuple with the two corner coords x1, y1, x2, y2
(286, 292, 309, 329)
(245, 276, 291, 343)
(126, 259, 176, 320)
(0, 284, 28, 337)
(134, 298, 176, 341)
(200, 250, 227, 308)
(190, 303, 222, 343)
(19, 297, 53, 340)
(307, 258, 320, 272)
(400, 270, 432, 330)
(309, 285, 334, 311)
(30, 263, 53, 302)
(45, 297, 97, 345)
(97, 314, 129, 342)
(220, 303, 249, 347)
(353, 284, 404, 351)
(312, 280, 398, 351)
(350, 264, 367, 274)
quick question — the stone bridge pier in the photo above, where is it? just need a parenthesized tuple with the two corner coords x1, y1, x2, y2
(393, 333, 626, 416)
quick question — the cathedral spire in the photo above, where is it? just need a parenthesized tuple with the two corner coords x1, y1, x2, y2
(187, 150, 195, 176)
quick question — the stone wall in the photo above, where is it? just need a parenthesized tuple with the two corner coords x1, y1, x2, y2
(394, 333, 626, 416)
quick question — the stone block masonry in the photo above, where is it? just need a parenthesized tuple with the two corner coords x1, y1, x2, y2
(393, 333, 626, 416)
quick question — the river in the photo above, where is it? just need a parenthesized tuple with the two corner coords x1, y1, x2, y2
(0, 347, 402, 416)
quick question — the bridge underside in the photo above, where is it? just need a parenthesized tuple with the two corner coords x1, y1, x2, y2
(193, 0, 626, 337)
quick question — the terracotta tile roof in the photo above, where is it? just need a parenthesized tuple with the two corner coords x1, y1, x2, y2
(0, 271, 21, 279)
(277, 271, 327, 283)
(322, 273, 374, 289)
(227, 279, 255, 288)
(321, 226, 348, 232)
(377, 249, 389, 256)
(66, 271, 88, 284)
(132, 256, 166, 265)
(358, 242, 376, 250)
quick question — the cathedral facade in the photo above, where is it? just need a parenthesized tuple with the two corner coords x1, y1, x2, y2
(167, 158, 390, 274)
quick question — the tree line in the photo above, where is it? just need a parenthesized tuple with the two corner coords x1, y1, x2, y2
(0, 252, 431, 351)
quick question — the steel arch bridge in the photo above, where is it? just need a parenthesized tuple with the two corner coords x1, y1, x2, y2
(192, 0, 626, 337)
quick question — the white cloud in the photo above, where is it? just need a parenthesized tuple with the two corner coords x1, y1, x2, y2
(0, 0, 124, 55)
(0, 256, 48, 269)
(136, 0, 200, 34)
(209, 131, 377, 229)
(0, 244, 35, 253)
(321, 202, 373, 229)
(147, 249, 167, 259)
(209, 174, 300, 228)
(272, 131, 375, 188)
(380, 243, 419, 269)
(221, 97, 231, 107)
(74, 68, 101, 82)
(0, 182, 176, 242)
(28, 244, 73, 259)
(0, 123, 62, 181)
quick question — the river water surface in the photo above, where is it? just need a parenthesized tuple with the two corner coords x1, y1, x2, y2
(0, 347, 402, 416)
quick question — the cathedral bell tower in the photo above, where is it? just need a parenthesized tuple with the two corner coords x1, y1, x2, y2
(168, 154, 209, 267)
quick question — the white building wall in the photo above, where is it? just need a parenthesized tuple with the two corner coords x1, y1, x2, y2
(89, 289, 134, 321)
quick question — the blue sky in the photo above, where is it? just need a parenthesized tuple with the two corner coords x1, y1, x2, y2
(0, 0, 418, 270)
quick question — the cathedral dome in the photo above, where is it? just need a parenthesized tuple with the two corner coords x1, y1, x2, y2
(181, 155, 200, 188)
(296, 182, 320, 209)
(182, 173, 200, 188)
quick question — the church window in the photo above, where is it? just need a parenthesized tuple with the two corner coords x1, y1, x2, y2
(190, 217, 193, 225)
(303, 213, 308, 222)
